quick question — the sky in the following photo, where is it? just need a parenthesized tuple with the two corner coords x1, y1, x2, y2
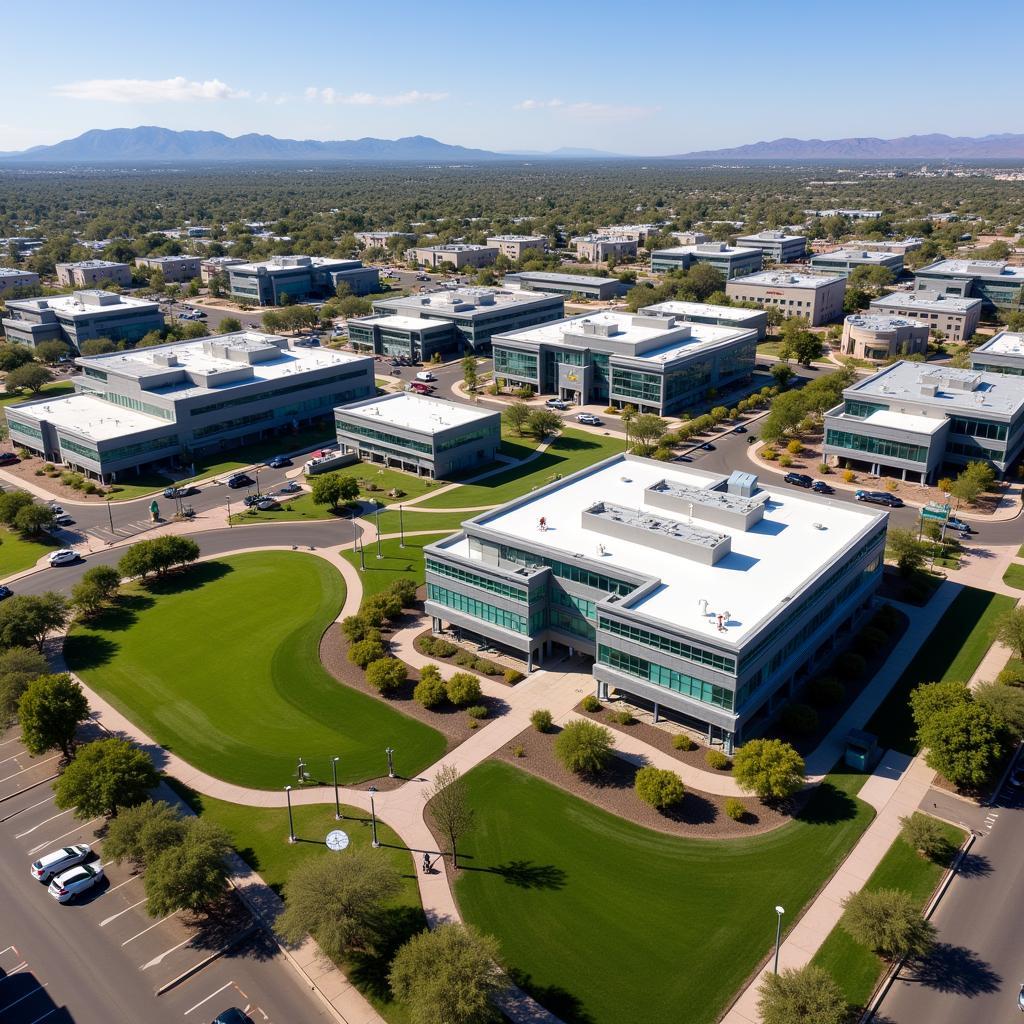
(3, 0, 1024, 155)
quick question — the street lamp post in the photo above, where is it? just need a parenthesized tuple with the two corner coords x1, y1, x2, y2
(399, 504, 405, 548)
(285, 785, 296, 843)
(375, 501, 383, 559)
(773, 905, 785, 974)
(358, 536, 366, 571)
(386, 746, 395, 779)
(368, 786, 380, 848)
(105, 498, 114, 534)
(331, 756, 342, 820)
(227, 499, 232, 526)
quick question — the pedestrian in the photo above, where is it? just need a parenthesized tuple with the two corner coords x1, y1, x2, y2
(422, 852, 431, 873)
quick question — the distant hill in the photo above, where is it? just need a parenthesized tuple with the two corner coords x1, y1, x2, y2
(674, 133, 1024, 160)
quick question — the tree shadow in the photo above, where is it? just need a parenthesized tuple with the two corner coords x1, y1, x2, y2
(144, 560, 232, 596)
(660, 792, 719, 826)
(794, 779, 858, 825)
(956, 851, 992, 879)
(461, 859, 568, 890)
(63, 633, 120, 671)
(507, 968, 595, 1024)
(903, 942, 1001, 996)
(345, 904, 429, 1004)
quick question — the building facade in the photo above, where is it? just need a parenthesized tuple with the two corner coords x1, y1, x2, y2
(844, 238, 924, 255)
(735, 231, 807, 264)
(869, 290, 981, 343)
(0, 267, 39, 297)
(809, 249, 904, 278)
(347, 314, 458, 362)
(134, 256, 202, 283)
(650, 243, 763, 279)
(334, 392, 500, 478)
(572, 235, 639, 262)
(971, 332, 1024, 376)
(4, 333, 374, 481)
(503, 271, 630, 301)
(486, 235, 547, 261)
(726, 271, 846, 326)
(638, 300, 768, 341)
(424, 455, 886, 750)
(913, 259, 1024, 314)
(2, 291, 165, 351)
(228, 255, 379, 305)
(491, 310, 757, 415)
(823, 361, 1024, 481)
(412, 244, 498, 269)
(200, 256, 246, 284)
(355, 231, 416, 249)
(841, 315, 929, 362)
(56, 261, 132, 289)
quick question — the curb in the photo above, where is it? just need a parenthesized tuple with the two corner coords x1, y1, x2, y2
(0, 773, 60, 807)
(155, 923, 259, 995)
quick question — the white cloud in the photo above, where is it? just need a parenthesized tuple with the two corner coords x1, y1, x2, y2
(516, 98, 658, 120)
(305, 88, 448, 107)
(515, 98, 564, 110)
(53, 77, 249, 103)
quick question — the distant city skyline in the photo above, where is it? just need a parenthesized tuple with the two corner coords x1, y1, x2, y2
(3, 0, 1024, 154)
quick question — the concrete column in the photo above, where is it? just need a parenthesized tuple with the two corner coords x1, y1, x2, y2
(652, 702, 660, 724)
(725, 732, 735, 756)
(527, 649, 533, 673)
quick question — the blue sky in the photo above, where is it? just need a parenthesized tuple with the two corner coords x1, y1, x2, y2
(3, 0, 1023, 154)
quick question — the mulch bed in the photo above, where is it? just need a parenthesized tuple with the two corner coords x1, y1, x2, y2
(1, 454, 130, 502)
(489, 725, 791, 840)
(413, 628, 525, 685)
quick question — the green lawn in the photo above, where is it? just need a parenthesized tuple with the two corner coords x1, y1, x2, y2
(417, 428, 623, 509)
(454, 761, 874, 1024)
(171, 785, 425, 1024)
(342, 534, 449, 606)
(1018, 544, 1024, 558)
(0, 526, 60, 577)
(811, 819, 964, 1009)
(64, 552, 446, 787)
(867, 586, 1016, 753)
(0, 379, 75, 409)
(362, 508, 474, 536)
(1003, 563, 1024, 590)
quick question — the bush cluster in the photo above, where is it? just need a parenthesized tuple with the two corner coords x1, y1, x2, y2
(725, 798, 747, 822)
(580, 694, 601, 713)
(672, 733, 696, 752)
(634, 766, 685, 810)
(419, 635, 457, 658)
(705, 749, 731, 771)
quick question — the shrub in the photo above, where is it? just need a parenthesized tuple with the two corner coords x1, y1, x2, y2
(611, 707, 635, 725)
(780, 702, 819, 737)
(858, 626, 888, 649)
(388, 578, 418, 608)
(634, 766, 685, 809)
(818, 463, 830, 474)
(555, 719, 613, 775)
(837, 651, 867, 681)
(842, 469, 856, 483)
(467, 705, 488, 720)
(841, 888, 936, 962)
(363, 591, 402, 624)
(725, 798, 747, 821)
(472, 658, 501, 675)
(733, 739, 805, 800)
(806, 675, 845, 709)
(341, 615, 371, 643)
(453, 650, 476, 668)
(530, 708, 553, 732)
(511, 744, 525, 758)
(885, 478, 899, 492)
(413, 670, 447, 709)
(348, 638, 386, 668)
(672, 733, 696, 751)
(418, 635, 436, 655)
(778, 453, 793, 467)
(580, 694, 601, 713)
(761, 448, 778, 461)
(431, 638, 457, 657)
(786, 439, 802, 454)
(899, 812, 954, 861)
(503, 668, 525, 684)
(997, 658, 1024, 686)
(446, 672, 482, 706)
(871, 604, 900, 633)
(705, 749, 731, 770)
(365, 657, 407, 694)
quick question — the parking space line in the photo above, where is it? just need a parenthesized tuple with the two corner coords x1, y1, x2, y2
(0, 756, 58, 783)
(28, 1008, 58, 1024)
(0, 982, 46, 1015)
(122, 910, 180, 945)
(16, 808, 73, 839)
(0, 944, 19, 955)
(0, 795, 54, 823)
(28, 816, 103, 855)
(0, 736, 23, 746)
(107, 874, 141, 893)
(183, 981, 234, 1015)
(0, 961, 28, 978)
(0, 753, 21, 765)
(100, 897, 148, 927)
(141, 936, 192, 970)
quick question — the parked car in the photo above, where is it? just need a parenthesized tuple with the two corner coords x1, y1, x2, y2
(267, 456, 292, 469)
(673, 455, 694, 463)
(48, 863, 103, 903)
(48, 549, 79, 567)
(811, 480, 835, 495)
(163, 485, 197, 499)
(545, 398, 568, 410)
(53, 513, 75, 526)
(700, 442, 716, 451)
(212, 1009, 253, 1024)
(746, 436, 758, 445)
(390, 367, 402, 376)
(415, 371, 436, 382)
(575, 413, 603, 426)
(48, 504, 65, 516)
(242, 493, 265, 507)
(1009, 763, 1024, 788)
(278, 480, 301, 495)
(0, 585, 12, 601)
(784, 472, 813, 488)
(31, 844, 91, 882)
(854, 490, 904, 508)
(732, 425, 747, 434)
(0, 452, 19, 465)
(409, 382, 434, 395)
(226, 474, 254, 489)
(946, 517, 974, 534)
(416, 274, 430, 282)
(255, 498, 280, 511)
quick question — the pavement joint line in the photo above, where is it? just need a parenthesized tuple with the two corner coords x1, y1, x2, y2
(100, 896, 149, 927)
(155, 924, 259, 995)
(0, 795, 53, 822)
(182, 979, 235, 1015)
(0, 755, 59, 783)
(122, 909, 180, 945)
(141, 934, 192, 971)
(27, 816, 103, 856)
(15, 807, 73, 839)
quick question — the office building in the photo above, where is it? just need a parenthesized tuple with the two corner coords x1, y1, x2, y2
(809, 249, 904, 278)
(840, 314, 929, 362)
(334, 392, 500, 479)
(638, 300, 768, 341)
(228, 255, 379, 306)
(491, 310, 757, 415)
(371, 286, 564, 353)
(735, 231, 808, 264)
(805, 208, 882, 220)
(726, 271, 846, 326)
(355, 231, 416, 249)
(503, 271, 630, 301)
(0, 268, 39, 297)
(347, 314, 459, 362)
(134, 255, 202, 283)
(845, 238, 924, 255)
(650, 243, 763, 279)
(823, 361, 1024, 481)
(412, 244, 498, 270)
(200, 256, 246, 284)
(869, 290, 981, 343)
(598, 224, 664, 243)
(572, 235, 639, 262)
(913, 259, 1024, 314)
(2, 291, 165, 351)
(671, 231, 709, 246)
(56, 260, 132, 289)
(5, 333, 374, 481)
(424, 455, 886, 750)
(970, 332, 1024, 376)
(486, 235, 547, 261)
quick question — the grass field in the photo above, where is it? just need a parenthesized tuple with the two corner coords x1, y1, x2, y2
(342, 533, 449, 606)
(0, 526, 60, 576)
(454, 761, 874, 1024)
(362, 508, 473, 536)
(1003, 563, 1024, 590)
(811, 819, 964, 1009)
(65, 552, 446, 787)
(0, 379, 75, 409)
(866, 586, 1016, 753)
(170, 784, 425, 1023)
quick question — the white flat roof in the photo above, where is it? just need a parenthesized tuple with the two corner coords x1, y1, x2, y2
(10, 292, 158, 317)
(10, 393, 165, 441)
(337, 392, 495, 434)
(452, 457, 881, 645)
(846, 314, 927, 331)
(872, 291, 982, 314)
(487, 235, 545, 242)
(862, 409, 947, 435)
(729, 271, 843, 289)
(509, 271, 619, 288)
(736, 231, 806, 243)
(377, 287, 561, 316)
(653, 244, 760, 257)
(917, 259, 1024, 280)
(812, 249, 900, 263)
(977, 331, 1024, 356)
(355, 314, 451, 330)
(640, 300, 766, 323)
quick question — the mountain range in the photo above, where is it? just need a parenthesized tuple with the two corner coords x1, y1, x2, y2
(675, 133, 1024, 160)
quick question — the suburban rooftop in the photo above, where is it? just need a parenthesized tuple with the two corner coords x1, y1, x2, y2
(730, 270, 844, 289)
(7, 290, 158, 316)
(736, 230, 806, 242)
(652, 243, 761, 256)
(872, 290, 982, 313)
(639, 299, 767, 323)
(230, 254, 359, 273)
(56, 259, 125, 269)
(976, 331, 1024, 356)
(336, 392, 495, 434)
(351, 313, 451, 331)
(10, 392, 166, 441)
(814, 249, 900, 263)
(417, 243, 494, 252)
(487, 234, 546, 242)
(506, 271, 621, 287)
(377, 286, 560, 315)
(917, 258, 1024, 279)
(845, 314, 926, 330)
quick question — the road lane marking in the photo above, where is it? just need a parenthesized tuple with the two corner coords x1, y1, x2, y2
(0, 756, 58, 783)
(122, 910, 180, 945)
(16, 808, 73, 839)
(100, 897, 148, 927)
(28, 816, 103, 855)
(141, 936, 192, 970)
(183, 981, 234, 1015)
(0, 983, 46, 1014)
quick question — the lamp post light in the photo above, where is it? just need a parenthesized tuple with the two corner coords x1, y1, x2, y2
(358, 536, 366, 571)
(285, 785, 296, 843)
(773, 905, 785, 974)
(105, 498, 114, 534)
(331, 756, 342, 820)
(399, 504, 405, 548)
(386, 746, 395, 779)
(226, 499, 232, 527)
(368, 786, 380, 848)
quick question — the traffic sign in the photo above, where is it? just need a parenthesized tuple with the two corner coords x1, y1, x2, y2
(920, 502, 951, 522)
(325, 829, 350, 852)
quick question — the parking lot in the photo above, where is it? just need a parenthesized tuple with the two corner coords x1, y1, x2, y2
(0, 726, 331, 1024)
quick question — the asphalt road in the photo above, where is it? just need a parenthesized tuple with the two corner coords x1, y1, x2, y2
(873, 770, 1024, 1023)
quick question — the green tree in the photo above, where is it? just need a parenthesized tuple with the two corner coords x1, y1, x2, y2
(79, 338, 116, 356)
(389, 923, 507, 1024)
(428, 763, 474, 868)
(899, 812, 954, 862)
(0, 592, 69, 651)
(996, 605, 1024, 660)
(276, 848, 401, 958)
(974, 680, 1024, 737)
(414, 666, 447, 708)
(144, 818, 232, 915)
(918, 701, 1002, 789)
(462, 355, 479, 394)
(841, 887, 936, 961)
(778, 318, 824, 366)
(32, 341, 70, 366)
(629, 413, 668, 454)
(218, 317, 242, 334)
(0, 647, 48, 727)
(770, 363, 795, 388)
(18, 673, 88, 758)
(0, 344, 37, 372)
(732, 738, 805, 801)
(525, 408, 562, 440)
(886, 527, 928, 577)
(103, 799, 187, 868)
(504, 401, 531, 436)
(5, 362, 53, 394)
(634, 766, 686, 809)
(948, 461, 996, 506)
(554, 719, 613, 775)
(0, 489, 33, 525)
(13, 502, 54, 536)
(53, 737, 159, 818)
(311, 472, 360, 512)
(909, 680, 970, 732)
(757, 965, 846, 1024)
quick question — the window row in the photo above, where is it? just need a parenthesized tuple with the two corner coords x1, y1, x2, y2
(427, 584, 529, 634)
(425, 559, 527, 601)
(598, 617, 736, 673)
(598, 646, 734, 711)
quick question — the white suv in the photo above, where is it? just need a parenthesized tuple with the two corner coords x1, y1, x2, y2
(31, 843, 91, 882)
(48, 863, 104, 903)
(49, 549, 79, 567)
